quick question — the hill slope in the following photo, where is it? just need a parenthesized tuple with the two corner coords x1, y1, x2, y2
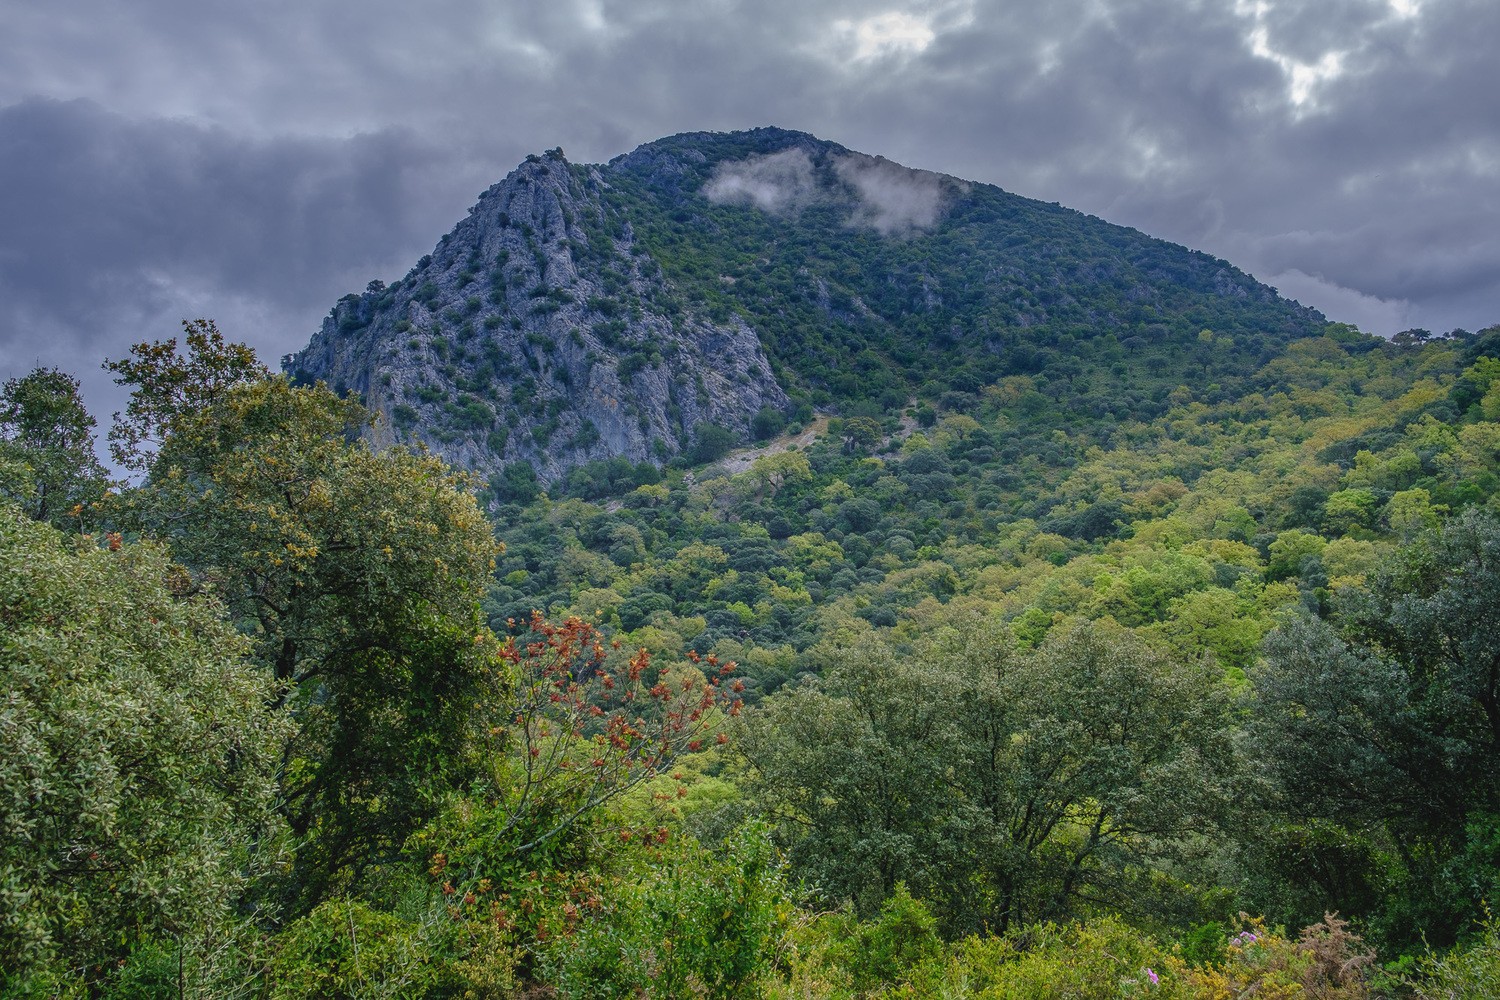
(285, 127, 1324, 483)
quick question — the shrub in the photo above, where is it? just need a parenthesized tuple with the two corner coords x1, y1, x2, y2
(752, 406, 786, 441)
(1411, 914, 1500, 1000)
(1175, 914, 1375, 1000)
(0, 508, 289, 986)
(690, 424, 738, 464)
(840, 885, 942, 992)
(541, 825, 790, 1000)
(265, 889, 519, 1000)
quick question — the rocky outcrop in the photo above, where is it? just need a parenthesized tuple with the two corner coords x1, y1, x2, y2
(285, 146, 786, 484)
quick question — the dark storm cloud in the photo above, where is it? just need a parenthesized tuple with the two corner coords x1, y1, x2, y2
(0, 100, 443, 312)
(0, 98, 487, 434)
(1, 0, 1497, 427)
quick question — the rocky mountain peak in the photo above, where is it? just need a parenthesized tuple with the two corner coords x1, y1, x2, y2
(286, 128, 1323, 491)
(285, 143, 786, 485)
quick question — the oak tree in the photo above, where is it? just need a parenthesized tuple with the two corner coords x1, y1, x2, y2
(107, 332, 500, 908)
(0, 505, 289, 986)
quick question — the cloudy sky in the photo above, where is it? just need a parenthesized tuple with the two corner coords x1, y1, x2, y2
(2, 0, 1496, 426)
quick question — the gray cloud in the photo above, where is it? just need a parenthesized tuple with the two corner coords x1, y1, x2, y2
(703, 148, 819, 214)
(0, 98, 490, 437)
(2, 0, 1497, 420)
(1265, 269, 1415, 337)
(832, 153, 956, 235)
(703, 147, 958, 234)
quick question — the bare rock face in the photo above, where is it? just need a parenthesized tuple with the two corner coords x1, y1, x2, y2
(285, 146, 787, 485)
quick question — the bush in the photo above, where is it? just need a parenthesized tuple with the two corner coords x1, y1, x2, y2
(752, 406, 786, 441)
(0, 507, 289, 984)
(269, 899, 440, 999)
(856, 913, 1374, 999)
(1411, 914, 1500, 1000)
(491, 461, 540, 504)
(840, 885, 942, 992)
(690, 423, 738, 464)
(1174, 914, 1376, 1000)
(542, 825, 790, 1000)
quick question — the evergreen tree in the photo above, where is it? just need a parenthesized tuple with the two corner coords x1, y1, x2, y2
(0, 367, 111, 528)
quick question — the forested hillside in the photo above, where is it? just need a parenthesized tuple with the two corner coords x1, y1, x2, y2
(488, 322, 1500, 950)
(4, 137, 1500, 997)
(7, 317, 1500, 997)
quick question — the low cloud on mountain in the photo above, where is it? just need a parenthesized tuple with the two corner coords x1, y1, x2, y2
(703, 148, 819, 215)
(704, 147, 957, 235)
(833, 153, 956, 235)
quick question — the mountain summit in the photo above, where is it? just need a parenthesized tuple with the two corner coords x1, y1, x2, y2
(284, 128, 1323, 483)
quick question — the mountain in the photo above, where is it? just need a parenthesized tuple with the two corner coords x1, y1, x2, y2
(284, 127, 1324, 484)
(29, 133, 1500, 993)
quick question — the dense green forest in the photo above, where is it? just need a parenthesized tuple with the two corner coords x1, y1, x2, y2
(5, 314, 1500, 998)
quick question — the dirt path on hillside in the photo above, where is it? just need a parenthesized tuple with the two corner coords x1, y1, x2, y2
(715, 415, 831, 475)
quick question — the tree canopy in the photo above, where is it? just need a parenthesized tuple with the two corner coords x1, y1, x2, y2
(106, 332, 501, 908)
(0, 367, 110, 528)
(742, 616, 1234, 934)
(0, 505, 289, 985)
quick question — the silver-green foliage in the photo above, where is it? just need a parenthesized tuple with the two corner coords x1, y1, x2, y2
(0, 505, 291, 983)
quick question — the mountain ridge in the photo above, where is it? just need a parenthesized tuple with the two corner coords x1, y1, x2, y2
(284, 127, 1324, 485)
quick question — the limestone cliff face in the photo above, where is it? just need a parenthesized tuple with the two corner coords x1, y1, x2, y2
(285, 146, 787, 484)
